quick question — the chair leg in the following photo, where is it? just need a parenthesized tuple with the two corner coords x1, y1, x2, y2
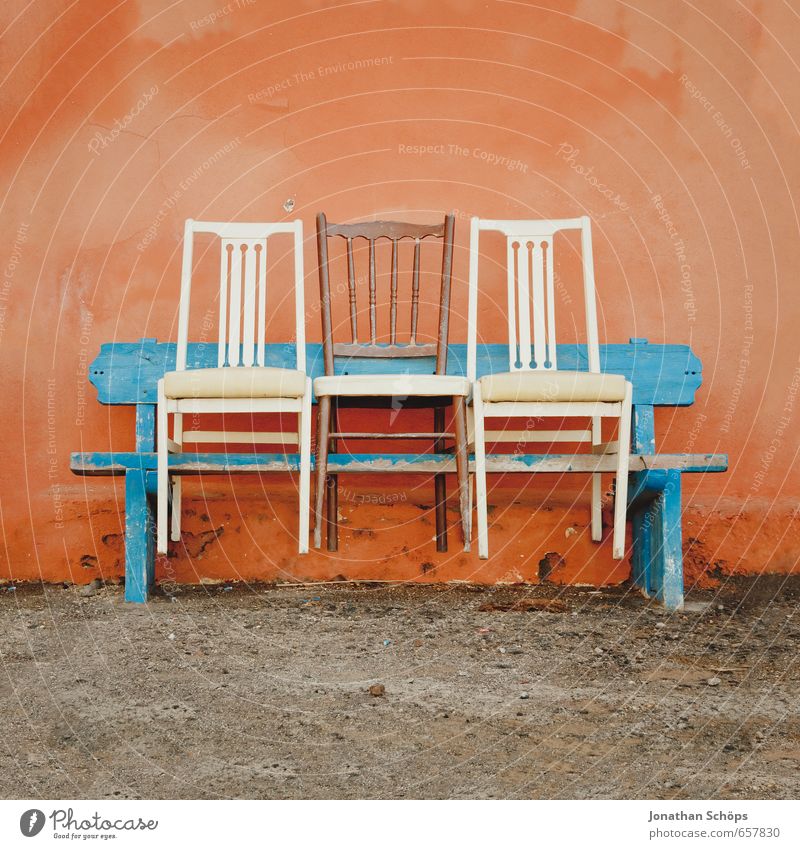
(313, 395, 331, 549)
(467, 405, 475, 535)
(326, 399, 339, 552)
(453, 396, 471, 552)
(473, 383, 489, 559)
(591, 415, 602, 542)
(157, 380, 169, 555)
(170, 412, 183, 542)
(298, 379, 312, 554)
(433, 406, 448, 552)
(468, 473, 474, 532)
(326, 473, 338, 551)
(170, 477, 182, 542)
(612, 382, 633, 559)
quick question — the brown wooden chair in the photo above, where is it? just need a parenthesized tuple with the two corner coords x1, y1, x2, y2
(313, 213, 471, 552)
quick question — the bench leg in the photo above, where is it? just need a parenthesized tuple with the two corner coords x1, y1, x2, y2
(630, 481, 653, 596)
(629, 469, 684, 610)
(650, 469, 684, 610)
(125, 468, 155, 603)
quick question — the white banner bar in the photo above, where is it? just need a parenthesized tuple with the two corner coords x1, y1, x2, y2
(0, 799, 797, 848)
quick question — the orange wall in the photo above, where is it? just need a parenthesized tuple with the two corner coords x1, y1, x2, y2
(2, 0, 799, 589)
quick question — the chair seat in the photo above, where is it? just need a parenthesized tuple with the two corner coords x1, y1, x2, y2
(314, 373, 470, 398)
(163, 367, 306, 399)
(479, 370, 627, 403)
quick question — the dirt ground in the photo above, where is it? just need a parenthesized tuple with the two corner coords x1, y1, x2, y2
(0, 576, 797, 800)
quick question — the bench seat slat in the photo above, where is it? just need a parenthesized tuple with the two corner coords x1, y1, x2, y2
(71, 451, 728, 476)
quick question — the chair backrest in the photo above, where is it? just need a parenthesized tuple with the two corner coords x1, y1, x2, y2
(467, 216, 599, 382)
(316, 213, 455, 375)
(175, 219, 306, 372)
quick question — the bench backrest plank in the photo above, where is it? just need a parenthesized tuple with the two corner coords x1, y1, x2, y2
(88, 338, 701, 408)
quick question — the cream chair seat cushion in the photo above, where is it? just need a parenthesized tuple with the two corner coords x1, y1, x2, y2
(163, 367, 306, 399)
(314, 373, 470, 397)
(479, 370, 627, 403)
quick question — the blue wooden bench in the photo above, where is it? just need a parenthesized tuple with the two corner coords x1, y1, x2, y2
(70, 337, 726, 608)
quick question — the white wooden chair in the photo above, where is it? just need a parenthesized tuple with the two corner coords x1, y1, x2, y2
(157, 219, 312, 555)
(467, 216, 632, 560)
